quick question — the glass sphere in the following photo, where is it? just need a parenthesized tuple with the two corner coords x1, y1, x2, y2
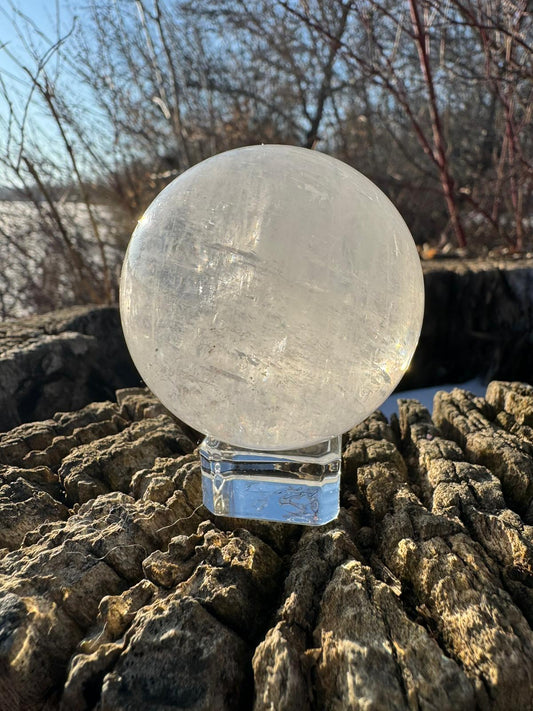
(120, 145, 424, 451)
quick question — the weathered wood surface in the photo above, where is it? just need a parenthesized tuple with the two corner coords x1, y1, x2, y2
(0, 306, 137, 431)
(407, 258, 533, 388)
(1, 382, 533, 710)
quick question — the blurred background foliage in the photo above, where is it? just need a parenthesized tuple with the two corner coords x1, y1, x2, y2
(0, 0, 531, 317)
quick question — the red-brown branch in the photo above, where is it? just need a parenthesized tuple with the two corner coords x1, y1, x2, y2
(408, 0, 467, 248)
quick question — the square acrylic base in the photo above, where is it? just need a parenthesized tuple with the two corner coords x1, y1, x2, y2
(200, 436, 341, 526)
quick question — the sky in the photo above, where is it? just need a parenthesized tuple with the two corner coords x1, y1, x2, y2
(0, 0, 92, 184)
(0, 0, 90, 118)
(0, 1, 77, 81)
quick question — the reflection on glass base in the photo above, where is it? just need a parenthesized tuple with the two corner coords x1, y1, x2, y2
(200, 436, 341, 526)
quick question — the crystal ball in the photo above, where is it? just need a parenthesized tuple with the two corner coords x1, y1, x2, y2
(120, 145, 424, 451)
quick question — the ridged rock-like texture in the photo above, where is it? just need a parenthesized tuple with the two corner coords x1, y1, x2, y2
(1, 383, 533, 710)
(0, 305, 137, 431)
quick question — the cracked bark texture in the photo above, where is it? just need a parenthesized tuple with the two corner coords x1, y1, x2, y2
(0, 306, 137, 431)
(1, 383, 533, 710)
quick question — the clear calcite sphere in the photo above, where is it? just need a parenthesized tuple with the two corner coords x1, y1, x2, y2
(120, 145, 424, 451)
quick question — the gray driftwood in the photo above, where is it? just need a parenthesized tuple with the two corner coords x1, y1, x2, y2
(1, 382, 533, 710)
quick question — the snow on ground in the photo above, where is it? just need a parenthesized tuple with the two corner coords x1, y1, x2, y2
(380, 378, 487, 418)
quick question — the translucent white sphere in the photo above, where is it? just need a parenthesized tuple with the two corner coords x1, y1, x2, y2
(120, 145, 424, 451)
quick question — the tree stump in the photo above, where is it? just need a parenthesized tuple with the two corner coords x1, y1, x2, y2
(1, 382, 533, 710)
(0, 306, 137, 432)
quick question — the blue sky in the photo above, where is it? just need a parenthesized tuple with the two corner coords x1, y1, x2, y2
(0, 1, 82, 91)
(0, 1, 92, 183)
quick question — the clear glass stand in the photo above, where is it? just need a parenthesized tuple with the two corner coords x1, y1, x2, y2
(200, 436, 341, 525)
